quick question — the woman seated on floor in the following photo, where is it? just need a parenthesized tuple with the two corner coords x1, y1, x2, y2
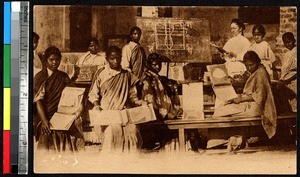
(214, 51, 277, 139)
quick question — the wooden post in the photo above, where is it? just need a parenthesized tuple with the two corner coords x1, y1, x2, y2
(178, 128, 185, 151)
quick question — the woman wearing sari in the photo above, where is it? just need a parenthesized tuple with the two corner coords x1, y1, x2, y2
(142, 53, 181, 120)
(214, 51, 277, 139)
(121, 26, 147, 99)
(34, 46, 85, 152)
(139, 53, 182, 149)
(88, 46, 146, 152)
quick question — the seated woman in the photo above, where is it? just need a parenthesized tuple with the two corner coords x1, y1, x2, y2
(34, 46, 85, 152)
(142, 53, 181, 120)
(214, 51, 277, 139)
(139, 53, 182, 149)
(88, 46, 146, 153)
(76, 38, 106, 66)
(140, 53, 208, 151)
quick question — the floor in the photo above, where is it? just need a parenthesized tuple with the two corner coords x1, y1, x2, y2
(34, 142, 297, 174)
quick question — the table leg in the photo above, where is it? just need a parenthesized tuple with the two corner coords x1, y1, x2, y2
(178, 128, 185, 151)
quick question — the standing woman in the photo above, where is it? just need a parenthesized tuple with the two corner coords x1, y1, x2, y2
(249, 24, 276, 78)
(279, 32, 297, 112)
(223, 19, 251, 77)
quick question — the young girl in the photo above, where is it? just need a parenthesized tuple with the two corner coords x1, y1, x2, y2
(34, 46, 85, 152)
(280, 32, 297, 112)
(249, 24, 276, 78)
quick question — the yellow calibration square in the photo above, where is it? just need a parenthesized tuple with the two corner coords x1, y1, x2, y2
(4, 88, 11, 130)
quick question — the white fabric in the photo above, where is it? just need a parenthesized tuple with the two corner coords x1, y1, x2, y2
(121, 41, 137, 71)
(223, 34, 251, 61)
(76, 51, 106, 66)
(223, 34, 251, 77)
(249, 41, 276, 75)
(280, 47, 297, 80)
(88, 65, 121, 104)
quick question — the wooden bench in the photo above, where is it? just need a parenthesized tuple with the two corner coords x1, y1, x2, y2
(163, 114, 296, 151)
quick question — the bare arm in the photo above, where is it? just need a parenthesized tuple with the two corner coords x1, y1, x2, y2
(36, 100, 51, 134)
(227, 94, 254, 104)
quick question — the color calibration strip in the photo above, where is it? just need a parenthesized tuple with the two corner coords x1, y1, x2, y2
(10, 1, 21, 174)
(3, 2, 30, 174)
(18, 1, 30, 174)
(3, 1, 12, 174)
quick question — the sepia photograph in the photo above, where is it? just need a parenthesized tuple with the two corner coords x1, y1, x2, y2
(32, 5, 297, 174)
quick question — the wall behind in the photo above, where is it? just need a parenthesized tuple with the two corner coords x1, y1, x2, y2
(34, 6, 70, 53)
(34, 6, 287, 60)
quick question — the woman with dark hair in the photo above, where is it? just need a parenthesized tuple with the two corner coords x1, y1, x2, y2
(121, 26, 146, 81)
(121, 26, 147, 99)
(214, 51, 277, 139)
(139, 53, 182, 150)
(34, 46, 85, 152)
(142, 53, 181, 120)
(88, 46, 146, 152)
(223, 19, 251, 77)
(280, 32, 297, 112)
(76, 38, 106, 66)
(249, 24, 276, 78)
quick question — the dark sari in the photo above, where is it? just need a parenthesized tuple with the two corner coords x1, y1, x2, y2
(130, 44, 146, 81)
(34, 69, 84, 151)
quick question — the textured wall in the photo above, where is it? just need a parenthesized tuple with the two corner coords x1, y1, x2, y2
(34, 6, 70, 53)
(34, 6, 292, 61)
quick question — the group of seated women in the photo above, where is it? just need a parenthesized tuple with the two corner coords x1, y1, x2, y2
(33, 19, 296, 153)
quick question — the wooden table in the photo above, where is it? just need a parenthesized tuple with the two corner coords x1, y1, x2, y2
(164, 114, 296, 151)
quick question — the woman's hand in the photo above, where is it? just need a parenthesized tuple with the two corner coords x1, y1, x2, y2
(232, 96, 243, 104)
(136, 100, 148, 106)
(227, 52, 237, 59)
(93, 105, 102, 111)
(222, 52, 236, 62)
(228, 94, 243, 104)
(41, 120, 51, 134)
